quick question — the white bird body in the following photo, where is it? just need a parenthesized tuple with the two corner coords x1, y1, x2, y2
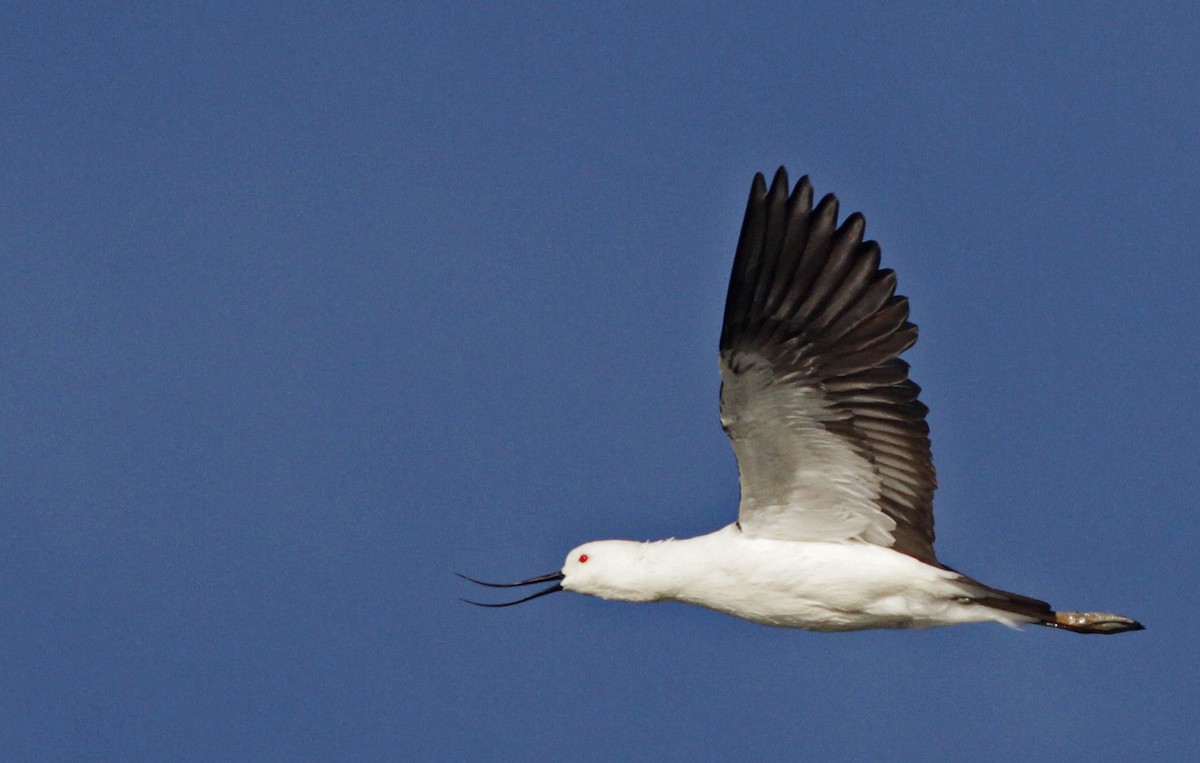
(562, 527, 1020, 631)
(463, 168, 1142, 636)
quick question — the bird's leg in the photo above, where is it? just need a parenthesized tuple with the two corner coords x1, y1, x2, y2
(1051, 610, 1144, 634)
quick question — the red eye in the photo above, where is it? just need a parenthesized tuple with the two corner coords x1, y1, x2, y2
(578, 554, 589, 563)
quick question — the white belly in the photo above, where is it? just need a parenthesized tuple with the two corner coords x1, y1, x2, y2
(664, 527, 1019, 631)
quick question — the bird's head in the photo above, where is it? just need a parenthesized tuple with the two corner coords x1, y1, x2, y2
(560, 540, 661, 602)
(459, 539, 661, 607)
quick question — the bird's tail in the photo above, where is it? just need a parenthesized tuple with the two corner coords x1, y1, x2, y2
(955, 574, 1144, 635)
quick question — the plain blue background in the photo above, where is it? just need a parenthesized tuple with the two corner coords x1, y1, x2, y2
(4, 3, 1197, 760)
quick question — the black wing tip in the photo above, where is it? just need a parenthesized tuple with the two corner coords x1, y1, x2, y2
(814, 191, 840, 217)
(769, 166, 789, 189)
(750, 171, 768, 196)
(750, 168, 816, 203)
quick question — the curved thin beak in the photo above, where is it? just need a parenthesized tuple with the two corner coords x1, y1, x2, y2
(457, 571, 565, 607)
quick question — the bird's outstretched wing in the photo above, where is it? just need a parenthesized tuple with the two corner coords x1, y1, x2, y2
(719, 168, 937, 563)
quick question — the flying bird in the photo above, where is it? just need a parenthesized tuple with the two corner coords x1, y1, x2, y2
(462, 168, 1142, 635)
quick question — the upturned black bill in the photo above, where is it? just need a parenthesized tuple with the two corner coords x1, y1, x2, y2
(457, 571, 565, 607)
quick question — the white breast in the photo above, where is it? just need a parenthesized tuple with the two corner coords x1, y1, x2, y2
(641, 526, 1028, 631)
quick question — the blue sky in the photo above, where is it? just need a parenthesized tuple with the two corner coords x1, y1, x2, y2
(4, 3, 1198, 760)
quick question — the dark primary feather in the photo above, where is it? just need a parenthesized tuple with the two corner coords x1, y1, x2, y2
(719, 167, 938, 564)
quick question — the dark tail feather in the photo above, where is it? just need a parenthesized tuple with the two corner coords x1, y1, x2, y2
(958, 574, 1145, 635)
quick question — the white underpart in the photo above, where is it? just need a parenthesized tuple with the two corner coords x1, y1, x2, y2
(560, 526, 1031, 632)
